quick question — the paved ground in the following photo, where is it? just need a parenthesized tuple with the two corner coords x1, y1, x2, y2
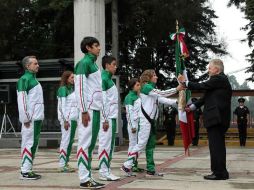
(0, 146, 253, 190)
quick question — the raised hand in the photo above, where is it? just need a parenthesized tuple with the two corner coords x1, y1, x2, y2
(178, 74, 186, 83)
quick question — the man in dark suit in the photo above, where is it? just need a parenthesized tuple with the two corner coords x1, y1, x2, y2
(178, 59, 232, 180)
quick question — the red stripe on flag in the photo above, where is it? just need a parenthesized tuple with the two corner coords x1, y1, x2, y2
(179, 111, 195, 153)
(178, 34, 189, 57)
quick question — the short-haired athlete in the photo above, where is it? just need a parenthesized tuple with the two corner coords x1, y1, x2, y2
(74, 36, 105, 189)
(98, 55, 121, 181)
(17, 56, 44, 180)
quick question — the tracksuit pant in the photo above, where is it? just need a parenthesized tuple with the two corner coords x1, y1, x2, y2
(124, 118, 156, 172)
(98, 118, 117, 175)
(127, 125, 139, 168)
(21, 120, 42, 173)
(238, 123, 247, 146)
(59, 120, 77, 167)
(77, 109, 100, 183)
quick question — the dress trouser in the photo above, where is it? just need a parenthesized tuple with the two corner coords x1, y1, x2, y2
(166, 121, 176, 145)
(77, 110, 100, 183)
(192, 121, 200, 145)
(237, 123, 247, 146)
(59, 120, 77, 167)
(207, 125, 229, 177)
(21, 120, 42, 173)
(98, 118, 117, 175)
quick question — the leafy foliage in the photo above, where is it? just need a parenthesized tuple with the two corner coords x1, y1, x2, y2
(228, 0, 254, 81)
(0, 0, 73, 61)
(0, 0, 227, 92)
(111, 0, 227, 94)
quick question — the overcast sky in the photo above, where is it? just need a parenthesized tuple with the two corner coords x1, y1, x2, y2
(210, 0, 252, 86)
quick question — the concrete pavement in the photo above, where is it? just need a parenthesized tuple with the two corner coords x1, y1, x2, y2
(0, 146, 253, 190)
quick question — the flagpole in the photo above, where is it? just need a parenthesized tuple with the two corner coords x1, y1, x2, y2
(176, 21, 186, 113)
(176, 20, 179, 33)
(176, 20, 190, 156)
(170, 21, 193, 157)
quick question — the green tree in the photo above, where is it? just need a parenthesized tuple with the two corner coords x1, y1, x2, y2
(228, 75, 241, 90)
(0, 0, 73, 61)
(228, 0, 254, 81)
(114, 0, 227, 93)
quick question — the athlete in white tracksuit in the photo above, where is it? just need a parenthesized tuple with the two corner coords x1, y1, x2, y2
(122, 69, 182, 176)
(74, 37, 105, 188)
(17, 56, 44, 180)
(124, 78, 143, 172)
(57, 71, 78, 172)
(98, 56, 120, 181)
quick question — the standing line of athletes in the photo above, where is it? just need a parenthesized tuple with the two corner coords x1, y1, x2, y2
(16, 36, 233, 189)
(16, 36, 183, 189)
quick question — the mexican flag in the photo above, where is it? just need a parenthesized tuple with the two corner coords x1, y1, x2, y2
(170, 27, 195, 155)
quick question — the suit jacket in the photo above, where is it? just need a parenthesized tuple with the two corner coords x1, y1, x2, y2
(187, 73, 232, 129)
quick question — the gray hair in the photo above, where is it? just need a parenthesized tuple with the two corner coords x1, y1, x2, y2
(22, 56, 36, 69)
(209, 59, 224, 73)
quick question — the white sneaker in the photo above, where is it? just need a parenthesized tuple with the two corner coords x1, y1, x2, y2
(99, 173, 121, 181)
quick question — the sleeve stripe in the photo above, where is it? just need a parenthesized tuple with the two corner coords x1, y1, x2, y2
(22, 92, 29, 121)
(127, 107, 133, 128)
(152, 88, 176, 96)
(79, 75, 86, 112)
(59, 98, 65, 121)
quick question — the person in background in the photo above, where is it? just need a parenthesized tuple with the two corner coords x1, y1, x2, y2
(163, 106, 178, 146)
(233, 97, 250, 147)
(57, 71, 78, 172)
(191, 98, 203, 146)
(121, 107, 128, 139)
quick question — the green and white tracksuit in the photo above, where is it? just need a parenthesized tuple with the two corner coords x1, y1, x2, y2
(17, 70, 44, 173)
(98, 70, 118, 176)
(124, 82, 177, 172)
(74, 53, 102, 183)
(57, 85, 78, 168)
(124, 90, 141, 168)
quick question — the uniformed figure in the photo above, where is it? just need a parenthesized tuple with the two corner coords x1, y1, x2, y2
(191, 98, 203, 146)
(74, 37, 105, 189)
(57, 71, 78, 173)
(233, 98, 250, 147)
(17, 56, 44, 180)
(98, 55, 120, 181)
(163, 106, 178, 146)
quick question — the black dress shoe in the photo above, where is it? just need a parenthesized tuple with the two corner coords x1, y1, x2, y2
(204, 174, 229, 180)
